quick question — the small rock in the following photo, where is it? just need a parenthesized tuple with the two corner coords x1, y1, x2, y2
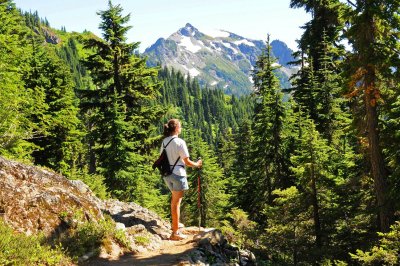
(78, 250, 96, 262)
(115, 222, 126, 231)
(127, 224, 146, 234)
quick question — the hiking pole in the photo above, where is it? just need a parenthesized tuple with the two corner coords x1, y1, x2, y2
(197, 157, 202, 233)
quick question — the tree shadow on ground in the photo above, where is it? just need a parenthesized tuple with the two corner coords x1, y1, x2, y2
(103, 209, 162, 235)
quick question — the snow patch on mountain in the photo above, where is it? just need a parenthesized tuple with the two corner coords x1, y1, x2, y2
(179, 36, 202, 53)
(234, 39, 255, 47)
(201, 41, 213, 52)
(221, 41, 239, 54)
(203, 29, 230, 38)
(211, 42, 222, 52)
(182, 64, 201, 77)
(189, 68, 200, 77)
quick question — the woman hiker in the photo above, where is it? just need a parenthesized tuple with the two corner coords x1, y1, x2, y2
(161, 119, 202, 240)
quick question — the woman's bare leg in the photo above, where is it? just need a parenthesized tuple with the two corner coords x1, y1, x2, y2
(171, 190, 184, 233)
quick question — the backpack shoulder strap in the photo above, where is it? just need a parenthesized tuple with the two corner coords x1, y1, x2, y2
(163, 137, 176, 149)
(171, 156, 180, 169)
(163, 137, 181, 172)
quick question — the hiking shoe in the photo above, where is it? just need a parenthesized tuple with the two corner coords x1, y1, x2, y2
(170, 232, 188, 241)
(178, 222, 185, 228)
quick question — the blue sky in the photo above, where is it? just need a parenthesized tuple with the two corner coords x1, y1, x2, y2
(14, 0, 311, 52)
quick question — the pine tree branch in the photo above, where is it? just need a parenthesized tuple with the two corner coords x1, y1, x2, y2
(346, 0, 357, 8)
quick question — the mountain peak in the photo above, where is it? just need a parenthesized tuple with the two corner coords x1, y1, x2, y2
(178, 23, 200, 37)
(185, 22, 195, 29)
(144, 23, 296, 95)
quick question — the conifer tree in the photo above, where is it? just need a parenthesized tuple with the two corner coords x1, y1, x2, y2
(233, 119, 254, 208)
(22, 38, 84, 176)
(290, 54, 320, 123)
(290, 0, 347, 72)
(264, 186, 313, 264)
(57, 37, 86, 90)
(343, 0, 400, 232)
(79, 1, 163, 198)
(0, 0, 34, 157)
(266, 116, 346, 263)
(181, 127, 229, 228)
(290, 118, 328, 253)
(315, 31, 343, 143)
(382, 89, 400, 211)
(245, 36, 287, 223)
(217, 127, 238, 202)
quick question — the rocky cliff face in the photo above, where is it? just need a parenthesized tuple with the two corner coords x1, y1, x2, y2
(0, 156, 171, 243)
(0, 156, 102, 236)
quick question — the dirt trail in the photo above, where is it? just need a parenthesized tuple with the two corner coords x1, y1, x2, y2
(85, 228, 201, 266)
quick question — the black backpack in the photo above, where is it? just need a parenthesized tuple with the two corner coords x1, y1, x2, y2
(152, 138, 180, 176)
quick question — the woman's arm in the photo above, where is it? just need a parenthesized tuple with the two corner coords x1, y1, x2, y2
(183, 157, 202, 168)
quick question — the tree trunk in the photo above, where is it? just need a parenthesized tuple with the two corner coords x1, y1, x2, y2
(199, 173, 206, 227)
(88, 122, 96, 174)
(309, 142, 322, 248)
(266, 164, 273, 205)
(364, 72, 392, 232)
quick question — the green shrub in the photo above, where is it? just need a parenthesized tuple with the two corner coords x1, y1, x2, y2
(134, 235, 150, 246)
(220, 208, 258, 250)
(0, 220, 70, 265)
(70, 172, 110, 200)
(59, 211, 130, 258)
(350, 221, 400, 265)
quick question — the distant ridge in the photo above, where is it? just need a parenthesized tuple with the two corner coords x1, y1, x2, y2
(143, 23, 297, 95)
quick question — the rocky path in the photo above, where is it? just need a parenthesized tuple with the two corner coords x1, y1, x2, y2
(85, 228, 200, 266)
(84, 226, 256, 266)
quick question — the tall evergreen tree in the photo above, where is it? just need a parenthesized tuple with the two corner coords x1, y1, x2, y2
(217, 127, 237, 197)
(290, 118, 329, 255)
(232, 119, 254, 209)
(315, 31, 343, 143)
(382, 86, 400, 212)
(343, 0, 400, 232)
(289, 0, 348, 137)
(79, 1, 163, 198)
(290, 0, 347, 72)
(0, 0, 33, 157)
(290, 54, 320, 122)
(180, 126, 230, 228)
(18, 29, 84, 175)
(244, 36, 287, 223)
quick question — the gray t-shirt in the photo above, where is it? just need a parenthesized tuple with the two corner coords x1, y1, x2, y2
(160, 136, 189, 176)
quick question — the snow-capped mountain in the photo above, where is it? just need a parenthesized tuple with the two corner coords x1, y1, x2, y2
(144, 23, 297, 95)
